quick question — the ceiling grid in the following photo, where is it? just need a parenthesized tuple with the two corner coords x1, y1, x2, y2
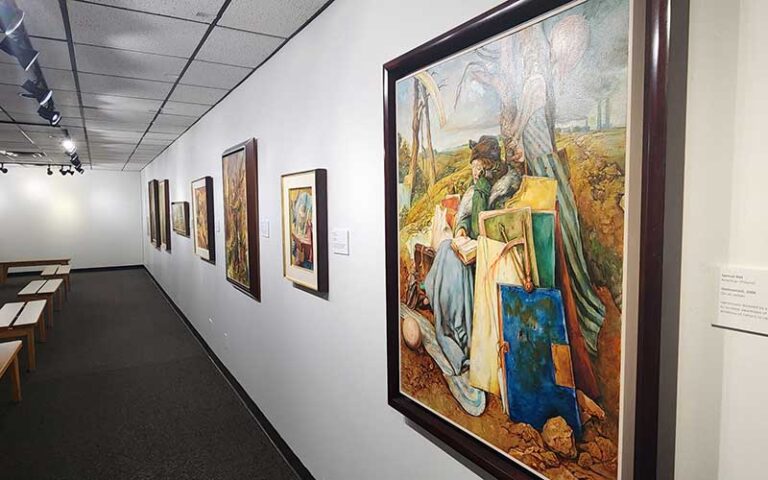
(0, 0, 334, 171)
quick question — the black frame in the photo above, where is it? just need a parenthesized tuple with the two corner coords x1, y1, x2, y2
(171, 201, 190, 237)
(384, 0, 677, 478)
(280, 168, 329, 294)
(159, 179, 171, 251)
(191, 176, 216, 265)
(148, 179, 160, 249)
(221, 138, 261, 301)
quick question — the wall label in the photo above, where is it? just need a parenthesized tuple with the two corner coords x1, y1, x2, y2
(716, 266, 768, 335)
(260, 219, 270, 238)
(331, 228, 349, 255)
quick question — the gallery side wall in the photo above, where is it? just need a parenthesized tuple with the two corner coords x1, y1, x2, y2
(0, 167, 143, 269)
(676, 0, 768, 478)
(141, 0, 502, 479)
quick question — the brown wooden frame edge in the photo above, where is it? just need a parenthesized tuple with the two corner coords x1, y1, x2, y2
(383, 0, 682, 478)
(192, 176, 216, 265)
(222, 138, 261, 302)
(160, 179, 172, 252)
(148, 179, 160, 250)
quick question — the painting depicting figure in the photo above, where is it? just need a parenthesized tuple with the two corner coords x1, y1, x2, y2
(223, 149, 250, 290)
(395, 0, 631, 478)
(289, 187, 314, 270)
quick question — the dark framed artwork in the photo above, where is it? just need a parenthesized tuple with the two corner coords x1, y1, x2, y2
(222, 138, 260, 301)
(158, 179, 171, 251)
(191, 176, 215, 264)
(148, 179, 160, 249)
(385, 0, 673, 478)
(280, 169, 328, 293)
(172, 201, 190, 237)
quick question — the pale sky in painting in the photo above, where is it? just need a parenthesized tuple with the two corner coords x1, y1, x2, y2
(395, 0, 630, 153)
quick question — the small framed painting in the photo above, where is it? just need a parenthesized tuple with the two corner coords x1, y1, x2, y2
(172, 201, 190, 237)
(148, 179, 160, 249)
(158, 179, 171, 251)
(281, 169, 328, 293)
(222, 138, 261, 300)
(191, 176, 215, 264)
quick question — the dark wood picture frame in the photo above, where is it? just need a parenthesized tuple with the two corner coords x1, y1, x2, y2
(148, 179, 160, 249)
(280, 168, 329, 294)
(384, 0, 676, 478)
(171, 201, 190, 237)
(191, 176, 216, 265)
(159, 179, 171, 251)
(221, 138, 261, 301)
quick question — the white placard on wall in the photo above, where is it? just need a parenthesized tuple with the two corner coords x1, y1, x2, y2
(716, 266, 768, 335)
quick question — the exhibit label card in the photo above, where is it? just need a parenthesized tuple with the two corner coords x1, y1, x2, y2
(716, 266, 768, 335)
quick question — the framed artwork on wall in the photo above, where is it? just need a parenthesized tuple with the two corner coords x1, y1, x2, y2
(172, 201, 190, 237)
(148, 179, 160, 249)
(280, 169, 328, 293)
(384, 0, 673, 479)
(158, 179, 171, 251)
(191, 176, 215, 264)
(222, 138, 261, 300)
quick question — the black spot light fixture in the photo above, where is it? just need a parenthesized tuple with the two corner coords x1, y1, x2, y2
(0, 163, 8, 173)
(21, 79, 52, 105)
(38, 102, 61, 126)
(0, 1, 24, 35)
(0, 27, 38, 71)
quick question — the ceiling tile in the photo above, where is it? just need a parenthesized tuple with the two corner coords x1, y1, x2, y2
(168, 84, 227, 105)
(154, 113, 197, 128)
(179, 60, 250, 89)
(31, 38, 72, 71)
(87, 119, 149, 133)
(75, 44, 186, 82)
(79, 73, 172, 100)
(18, 0, 68, 40)
(148, 123, 185, 135)
(82, 107, 156, 124)
(138, 137, 173, 146)
(196, 27, 283, 68)
(160, 101, 209, 116)
(0, 65, 78, 93)
(68, 1, 208, 57)
(0, 125, 32, 143)
(80, 93, 162, 112)
(89, 1, 226, 23)
(219, 0, 327, 37)
(144, 132, 177, 141)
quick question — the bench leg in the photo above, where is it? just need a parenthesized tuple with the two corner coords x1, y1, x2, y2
(10, 356, 21, 402)
(47, 297, 54, 329)
(0, 265, 7, 284)
(26, 328, 36, 371)
(38, 315, 47, 343)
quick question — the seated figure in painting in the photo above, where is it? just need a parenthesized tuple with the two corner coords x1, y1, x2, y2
(423, 135, 503, 377)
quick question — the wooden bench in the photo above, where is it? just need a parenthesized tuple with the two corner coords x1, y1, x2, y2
(0, 341, 22, 402)
(0, 258, 70, 284)
(0, 301, 45, 370)
(18, 279, 63, 329)
(41, 265, 72, 298)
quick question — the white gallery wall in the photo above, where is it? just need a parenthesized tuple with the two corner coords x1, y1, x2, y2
(141, 0, 503, 479)
(676, 0, 768, 478)
(0, 166, 142, 269)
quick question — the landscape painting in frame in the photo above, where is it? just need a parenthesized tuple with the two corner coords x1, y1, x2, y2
(148, 179, 159, 248)
(172, 201, 190, 237)
(388, 0, 641, 478)
(159, 179, 171, 251)
(191, 176, 215, 263)
(222, 139, 260, 300)
(281, 169, 328, 293)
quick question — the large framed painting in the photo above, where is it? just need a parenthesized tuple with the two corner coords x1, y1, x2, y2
(148, 179, 160, 249)
(158, 179, 171, 251)
(385, 0, 673, 478)
(280, 169, 328, 293)
(172, 201, 190, 237)
(222, 138, 260, 300)
(191, 176, 215, 264)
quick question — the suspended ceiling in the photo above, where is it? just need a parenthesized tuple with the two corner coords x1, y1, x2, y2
(0, 0, 331, 171)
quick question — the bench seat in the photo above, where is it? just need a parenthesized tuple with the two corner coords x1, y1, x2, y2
(0, 340, 22, 402)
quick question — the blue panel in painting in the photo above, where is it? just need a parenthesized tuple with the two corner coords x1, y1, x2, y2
(498, 284, 582, 437)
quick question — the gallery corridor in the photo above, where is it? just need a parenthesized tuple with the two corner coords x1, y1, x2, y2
(0, 268, 297, 480)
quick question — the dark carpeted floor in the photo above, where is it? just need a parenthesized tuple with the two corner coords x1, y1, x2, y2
(0, 268, 298, 480)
